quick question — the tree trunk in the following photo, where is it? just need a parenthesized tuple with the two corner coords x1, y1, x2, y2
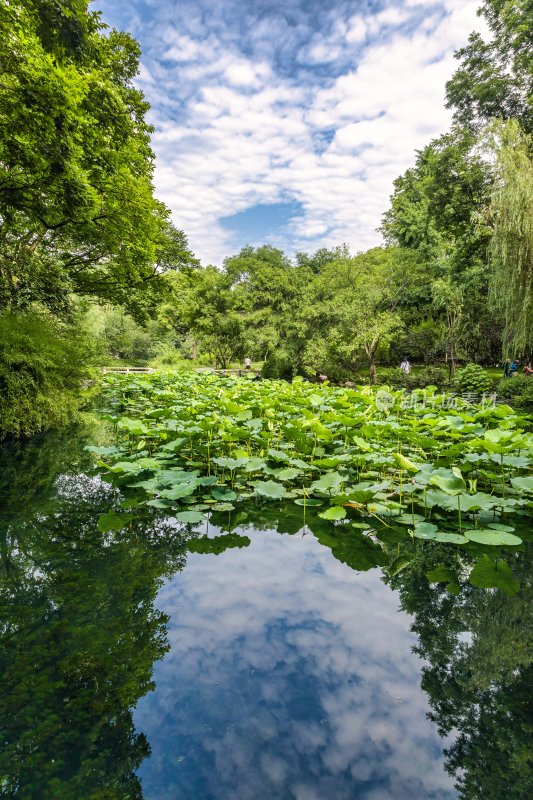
(447, 312, 457, 380)
(365, 340, 379, 384)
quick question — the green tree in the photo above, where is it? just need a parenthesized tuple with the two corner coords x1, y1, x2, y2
(303, 248, 418, 383)
(382, 129, 499, 364)
(164, 267, 245, 368)
(485, 120, 533, 354)
(0, 1, 194, 319)
(445, 0, 533, 134)
(225, 245, 309, 363)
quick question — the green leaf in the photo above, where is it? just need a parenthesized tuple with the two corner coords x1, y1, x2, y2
(464, 529, 522, 546)
(146, 499, 172, 509)
(212, 456, 248, 470)
(433, 532, 468, 544)
(97, 512, 133, 533)
(429, 471, 466, 495)
(319, 506, 347, 521)
(159, 481, 198, 500)
(117, 417, 149, 436)
(469, 555, 519, 596)
(174, 510, 205, 524)
(413, 522, 439, 540)
(294, 498, 323, 506)
(511, 476, 533, 493)
(310, 471, 345, 492)
(254, 480, 288, 500)
(394, 453, 421, 472)
(271, 467, 302, 481)
(388, 554, 414, 576)
(426, 565, 456, 583)
(395, 513, 425, 525)
(211, 487, 238, 501)
(487, 522, 516, 532)
(161, 437, 187, 451)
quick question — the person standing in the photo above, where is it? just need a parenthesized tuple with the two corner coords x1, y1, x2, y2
(400, 357, 411, 374)
(244, 357, 251, 371)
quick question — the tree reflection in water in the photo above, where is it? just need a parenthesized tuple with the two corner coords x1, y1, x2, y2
(0, 429, 531, 799)
(0, 428, 187, 800)
(387, 547, 533, 800)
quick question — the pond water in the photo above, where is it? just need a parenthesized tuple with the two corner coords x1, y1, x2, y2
(1, 425, 532, 800)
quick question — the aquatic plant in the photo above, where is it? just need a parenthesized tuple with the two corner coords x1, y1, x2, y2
(90, 372, 533, 595)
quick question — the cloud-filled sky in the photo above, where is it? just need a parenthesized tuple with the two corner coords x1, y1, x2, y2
(97, 0, 485, 265)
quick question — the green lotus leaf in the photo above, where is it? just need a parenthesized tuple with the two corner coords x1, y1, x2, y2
(161, 437, 188, 451)
(469, 555, 519, 595)
(487, 522, 516, 532)
(294, 498, 323, 506)
(310, 471, 345, 492)
(117, 417, 149, 436)
(426, 565, 456, 583)
(394, 453, 421, 472)
(212, 456, 248, 470)
(413, 522, 439, 540)
(97, 512, 134, 533)
(511, 476, 533, 493)
(174, 510, 205, 524)
(159, 481, 199, 500)
(395, 513, 425, 525)
(270, 467, 302, 481)
(429, 471, 466, 495)
(254, 480, 288, 499)
(318, 506, 347, 521)
(146, 499, 173, 509)
(211, 487, 238, 501)
(464, 529, 522, 546)
(433, 532, 468, 544)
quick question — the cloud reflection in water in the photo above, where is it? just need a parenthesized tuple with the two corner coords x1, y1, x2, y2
(134, 527, 456, 799)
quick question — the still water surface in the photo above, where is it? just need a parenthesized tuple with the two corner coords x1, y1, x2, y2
(1, 426, 531, 799)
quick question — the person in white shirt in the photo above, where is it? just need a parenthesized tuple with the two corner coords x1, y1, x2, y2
(400, 357, 411, 374)
(244, 357, 251, 370)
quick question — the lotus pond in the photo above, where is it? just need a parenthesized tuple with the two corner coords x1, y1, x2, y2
(94, 371, 533, 594)
(1, 373, 532, 799)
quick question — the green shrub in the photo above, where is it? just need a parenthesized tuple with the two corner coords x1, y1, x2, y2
(497, 375, 533, 408)
(453, 364, 493, 395)
(0, 311, 92, 437)
(149, 344, 194, 369)
(261, 354, 294, 381)
(378, 365, 449, 389)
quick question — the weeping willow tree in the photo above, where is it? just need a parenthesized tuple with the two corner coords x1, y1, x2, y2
(488, 121, 533, 355)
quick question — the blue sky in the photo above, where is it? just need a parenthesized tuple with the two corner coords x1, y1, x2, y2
(97, 0, 485, 265)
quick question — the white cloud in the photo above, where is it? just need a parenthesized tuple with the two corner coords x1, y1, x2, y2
(104, 0, 485, 264)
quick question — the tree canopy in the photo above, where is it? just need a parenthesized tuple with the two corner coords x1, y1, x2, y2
(0, 0, 195, 319)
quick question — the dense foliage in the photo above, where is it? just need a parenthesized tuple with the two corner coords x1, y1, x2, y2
(0, 311, 94, 436)
(91, 372, 533, 595)
(2, 418, 532, 798)
(0, 0, 195, 318)
(2, 0, 533, 438)
(0, 0, 194, 435)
